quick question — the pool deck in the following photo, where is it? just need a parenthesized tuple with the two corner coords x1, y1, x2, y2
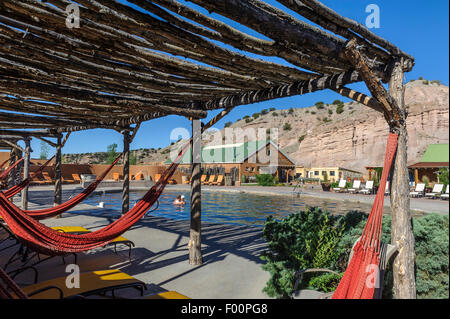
(1, 183, 447, 299)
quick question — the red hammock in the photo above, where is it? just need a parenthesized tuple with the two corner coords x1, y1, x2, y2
(0, 143, 187, 256)
(3, 156, 55, 199)
(17, 155, 122, 220)
(332, 133, 398, 299)
(0, 157, 24, 181)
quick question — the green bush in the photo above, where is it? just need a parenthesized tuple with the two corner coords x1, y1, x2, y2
(261, 209, 449, 299)
(315, 102, 325, 109)
(252, 113, 260, 119)
(269, 107, 276, 111)
(336, 104, 345, 114)
(255, 174, 277, 186)
(272, 112, 278, 116)
(283, 123, 292, 131)
(288, 108, 294, 114)
(298, 134, 306, 144)
(245, 118, 252, 123)
(261, 208, 345, 298)
(224, 121, 232, 128)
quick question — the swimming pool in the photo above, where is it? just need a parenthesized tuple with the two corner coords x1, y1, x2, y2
(82, 189, 378, 227)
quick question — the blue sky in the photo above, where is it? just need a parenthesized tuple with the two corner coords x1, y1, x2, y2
(21, 0, 449, 158)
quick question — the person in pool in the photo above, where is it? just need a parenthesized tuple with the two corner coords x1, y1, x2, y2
(173, 195, 186, 206)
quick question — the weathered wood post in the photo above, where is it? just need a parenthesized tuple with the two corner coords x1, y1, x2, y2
(389, 58, 416, 299)
(189, 118, 203, 265)
(21, 137, 31, 210)
(54, 133, 62, 207)
(122, 128, 131, 215)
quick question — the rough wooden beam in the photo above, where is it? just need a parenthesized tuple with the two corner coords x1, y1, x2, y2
(122, 129, 130, 215)
(35, 136, 57, 148)
(0, 139, 25, 153)
(21, 137, 31, 210)
(388, 57, 416, 299)
(54, 133, 62, 207)
(343, 38, 404, 128)
(331, 87, 384, 113)
(189, 119, 202, 265)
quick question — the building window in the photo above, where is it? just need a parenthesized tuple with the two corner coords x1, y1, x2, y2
(314, 171, 319, 176)
(330, 171, 335, 176)
(322, 171, 327, 176)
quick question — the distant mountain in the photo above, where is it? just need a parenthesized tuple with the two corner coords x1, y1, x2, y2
(63, 80, 449, 173)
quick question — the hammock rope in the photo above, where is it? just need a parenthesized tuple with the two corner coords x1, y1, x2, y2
(0, 142, 189, 256)
(332, 133, 398, 299)
(3, 156, 55, 199)
(17, 154, 122, 220)
(0, 157, 24, 181)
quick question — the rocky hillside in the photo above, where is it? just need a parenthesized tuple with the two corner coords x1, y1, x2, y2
(63, 80, 449, 173)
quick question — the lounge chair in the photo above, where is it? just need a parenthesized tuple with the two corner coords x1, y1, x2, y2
(410, 183, 426, 197)
(72, 174, 82, 183)
(42, 172, 53, 184)
(292, 239, 397, 299)
(203, 175, 216, 185)
(183, 176, 191, 184)
(143, 291, 189, 299)
(30, 174, 47, 185)
(113, 173, 120, 182)
(441, 185, 449, 200)
(332, 179, 346, 192)
(154, 174, 161, 182)
(424, 184, 444, 199)
(61, 176, 75, 184)
(359, 180, 374, 195)
(135, 173, 144, 181)
(15, 269, 146, 299)
(51, 226, 135, 259)
(211, 175, 224, 186)
(348, 180, 361, 193)
(200, 175, 207, 184)
(385, 181, 390, 195)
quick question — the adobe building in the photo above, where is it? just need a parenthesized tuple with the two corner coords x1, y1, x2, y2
(408, 144, 449, 185)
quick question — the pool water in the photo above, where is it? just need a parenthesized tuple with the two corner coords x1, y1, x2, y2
(82, 190, 378, 227)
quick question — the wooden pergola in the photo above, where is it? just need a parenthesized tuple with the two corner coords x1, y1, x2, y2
(0, 0, 415, 298)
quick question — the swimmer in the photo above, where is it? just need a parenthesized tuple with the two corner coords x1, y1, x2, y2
(173, 195, 186, 206)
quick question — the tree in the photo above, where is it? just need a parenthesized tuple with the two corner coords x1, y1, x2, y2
(39, 141, 49, 160)
(130, 152, 137, 165)
(106, 143, 118, 164)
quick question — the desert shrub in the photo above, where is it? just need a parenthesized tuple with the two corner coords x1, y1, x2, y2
(272, 112, 278, 116)
(252, 113, 260, 119)
(261, 210, 449, 299)
(224, 121, 232, 128)
(336, 104, 345, 114)
(315, 102, 325, 109)
(328, 109, 333, 115)
(269, 107, 276, 111)
(298, 134, 306, 144)
(283, 123, 292, 131)
(332, 100, 342, 105)
(288, 108, 294, 114)
(245, 118, 253, 123)
(261, 208, 346, 298)
(255, 174, 277, 186)
(423, 80, 429, 85)
(261, 109, 268, 115)
(305, 110, 310, 114)
(310, 111, 316, 115)
(431, 80, 441, 85)
(243, 115, 250, 119)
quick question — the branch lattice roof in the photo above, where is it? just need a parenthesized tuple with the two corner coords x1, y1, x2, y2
(0, 0, 414, 135)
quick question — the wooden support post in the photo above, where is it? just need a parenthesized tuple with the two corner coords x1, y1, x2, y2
(389, 58, 416, 299)
(54, 133, 62, 207)
(122, 129, 131, 215)
(21, 138, 31, 210)
(189, 119, 203, 265)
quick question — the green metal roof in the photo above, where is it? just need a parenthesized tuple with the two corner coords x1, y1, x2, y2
(165, 140, 271, 164)
(420, 144, 449, 162)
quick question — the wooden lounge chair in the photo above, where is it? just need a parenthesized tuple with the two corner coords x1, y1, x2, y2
(30, 174, 47, 185)
(410, 183, 425, 197)
(129, 173, 135, 181)
(348, 180, 361, 193)
(61, 176, 75, 184)
(292, 239, 397, 299)
(441, 185, 449, 200)
(143, 291, 189, 299)
(41, 172, 53, 184)
(135, 173, 144, 181)
(211, 175, 224, 186)
(424, 184, 444, 199)
(113, 173, 120, 182)
(72, 174, 82, 183)
(200, 175, 207, 184)
(359, 180, 374, 195)
(18, 269, 146, 299)
(203, 175, 216, 185)
(183, 176, 191, 184)
(51, 226, 135, 260)
(154, 174, 161, 182)
(332, 179, 346, 192)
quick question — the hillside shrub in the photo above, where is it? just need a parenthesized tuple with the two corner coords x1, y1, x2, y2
(336, 104, 345, 114)
(315, 102, 325, 109)
(283, 123, 292, 131)
(272, 112, 278, 116)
